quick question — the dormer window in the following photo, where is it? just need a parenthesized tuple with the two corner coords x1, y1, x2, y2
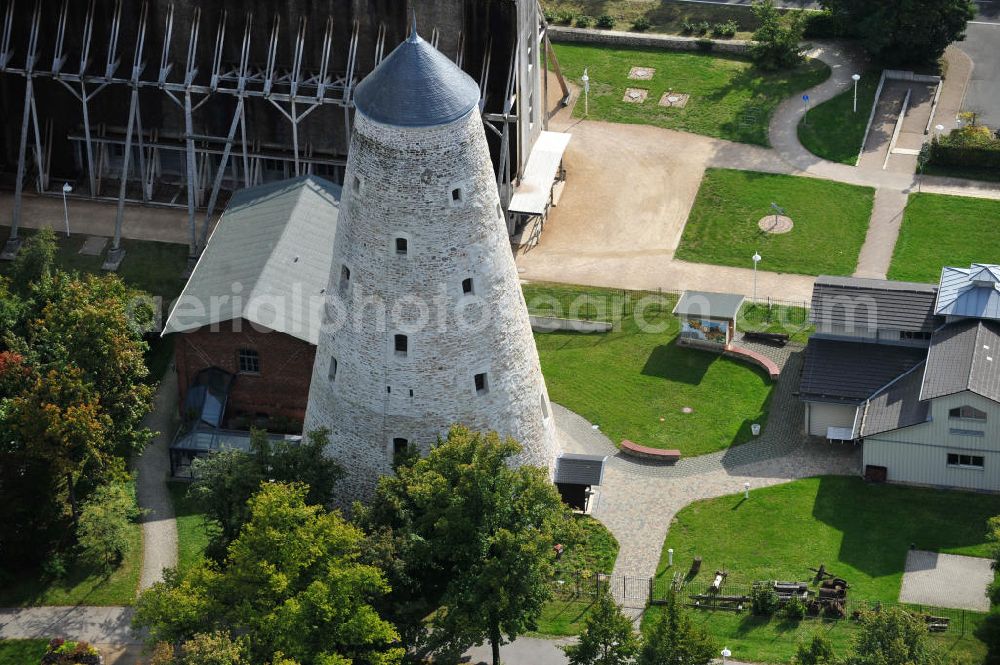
(949, 406, 987, 421)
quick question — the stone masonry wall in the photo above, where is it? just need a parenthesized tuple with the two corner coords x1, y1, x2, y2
(304, 108, 559, 501)
(548, 26, 750, 55)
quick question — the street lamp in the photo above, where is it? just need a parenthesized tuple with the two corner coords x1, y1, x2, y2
(581, 68, 590, 116)
(721, 647, 732, 664)
(752, 252, 761, 303)
(851, 74, 861, 113)
(744, 482, 751, 499)
(61, 182, 73, 237)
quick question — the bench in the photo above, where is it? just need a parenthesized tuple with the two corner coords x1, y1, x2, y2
(620, 439, 681, 462)
(742, 330, 789, 345)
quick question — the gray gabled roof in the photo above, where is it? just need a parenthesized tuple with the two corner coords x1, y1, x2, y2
(920, 320, 1000, 403)
(163, 176, 341, 344)
(353, 27, 480, 128)
(935, 264, 1000, 321)
(672, 291, 745, 320)
(800, 338, 927, 404)
(554, 453, 607, 486)
(858, 363, 930, 437)
(810, 275, 939, 333)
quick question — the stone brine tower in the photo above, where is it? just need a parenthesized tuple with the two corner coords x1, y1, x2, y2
(304, 26, 559, 498)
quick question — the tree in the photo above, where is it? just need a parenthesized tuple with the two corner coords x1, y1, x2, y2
(638, 589, 715, 665)
(794, 636, 836, 665)
(563, 592, 640, 665)
(8, 227, 56, 298)
(188, 428, 343, 558)
(134, 482, 401, 665)
(821, 0, 974, 65)
(750, 0, 805, 71)
(357, 426, 574, 665)
(76, 480, 140, 569)
(178, 631, 249, 665)
(846, 606, 942, 665)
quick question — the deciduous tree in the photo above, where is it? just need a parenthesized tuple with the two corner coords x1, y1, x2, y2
(564, 592, 640, 665)
(846, 606, 942, 665)
(638, 589, 715, 665)
(750, 0, 805, 70)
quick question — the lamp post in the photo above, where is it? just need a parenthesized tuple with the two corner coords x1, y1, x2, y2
(581, 68, 590, 116)
(721, 647, 732, 664)
(61, 182, 73, 237)
(935, 123, 945, 135)
(852, 74, 861, 113)
(744, 482, 751, 499)
(752, 252, 761, 303)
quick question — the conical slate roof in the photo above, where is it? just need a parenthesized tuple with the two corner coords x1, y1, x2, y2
(353, 25, 480, 127)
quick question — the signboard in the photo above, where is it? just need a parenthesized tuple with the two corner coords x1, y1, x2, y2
(681, 318, 728, 345)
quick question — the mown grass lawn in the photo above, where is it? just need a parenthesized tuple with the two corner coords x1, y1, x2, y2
(798, 71, 880, 165)
(675, 169, 875, 276)
(534, 515, 619, 637)
(552, 43, 829, 146)
(167, 482, 214, 575)
(0, 522, 142, 606)
(0, 225, 187, 380)
(646, 476, 1000, 663)
(0, 640, 49, 664)
(530, 284, 773, 455)
(888, 193, 1000, 283)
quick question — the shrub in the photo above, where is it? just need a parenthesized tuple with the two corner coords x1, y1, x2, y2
(632, 16, 651, 32)
(543, 10, 556, 24)
(794, 635, 835, 665)
(712, 20, 739, 38)
(42, 639, 101, 665)
(556, 11, 574, 25)
(76, 480, 140, 570)
(802, 10, 840, 38)
(697, 20, 711, 35)
(783, 595, 808, 620)
(681, 19, 696, 34)
(596, 14, 615, 29)
(751, 583, 780, 616)
(575, 15, 592, 28)
(930, 125, 1000, 170)
(42, 552, 68, 580)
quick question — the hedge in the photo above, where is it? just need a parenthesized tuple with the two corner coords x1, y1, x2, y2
(929, 128, 1000, 170)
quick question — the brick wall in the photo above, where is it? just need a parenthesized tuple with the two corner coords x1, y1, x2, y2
(173, 318, 316, 426)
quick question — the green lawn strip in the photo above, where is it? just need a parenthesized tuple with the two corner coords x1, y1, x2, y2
(737, 302, 814, 345)
(923, 162, 1000, 183)
(533, 515, 619, 636)
(0, 640, 49, 664)
(646, 476, 999, 663)
(167, 481, 214, 575)
(675, 169, 875, 276)
(551, 43, 829, 146)
(0, 522, 142, 606)
(531, 285, 773, 455)
(798, 70, 880, 164)
(0, 225, 188, 381)
(888, 193, 1000, 283)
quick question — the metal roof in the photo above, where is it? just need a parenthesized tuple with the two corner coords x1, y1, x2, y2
(800, 338, 926, 404)
(921, 320, 1000, 403)
(353, 27, 481, 128)
(508, 131, 572, 215)
(554, 453, 607, 486)
(935, 264, 1000, 320)
(162, 176, 341, 345)
(810, 275, 939, 333)
(859, 363, 930, 437)
(672, 291, 745, 320)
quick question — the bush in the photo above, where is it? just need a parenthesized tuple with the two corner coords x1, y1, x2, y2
(712, 20, 739, 38)
(596, 14, 615, 29)
(751, 583, 780, 616)
(556, 11, 574, 25)
(794, 635, 835, 665)
(76, 480, 140, 570)
(575, 15, 592, 28)
(802, 10, 840, 38)
(42, 552, 68, 580)
(697, 20, 711, 35)
(681, 19, 696, 34)
(543, 10, 556, 24)
(42, 639, 101, 665)
(930, 125, 1000, 170)
(632, 16, 651, 32)
(783, 595, 807, 620)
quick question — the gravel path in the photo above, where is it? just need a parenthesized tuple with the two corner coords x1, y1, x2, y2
(135, 366, 181, 590)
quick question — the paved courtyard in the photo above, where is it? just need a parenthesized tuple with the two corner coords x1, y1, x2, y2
(899, 549, 993, 612)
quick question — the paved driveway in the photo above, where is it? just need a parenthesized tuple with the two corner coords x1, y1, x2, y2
(961, 18, 1000, 127)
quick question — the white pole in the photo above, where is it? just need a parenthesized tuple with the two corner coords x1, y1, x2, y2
(62, 182, 73, 237)
(852, 74, 861, 113)
(668, 548, 674, 566)
(752, 252, 761, 303)
(744, 482, 750, 499)
(581, 68, 590, 116)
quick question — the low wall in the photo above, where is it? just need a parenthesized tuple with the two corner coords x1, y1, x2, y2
(530, 315, 613, 333)
(884, 69, 942, 84)
(548, 26, 750, 55)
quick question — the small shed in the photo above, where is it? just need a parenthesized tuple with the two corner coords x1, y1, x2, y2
(554, 453, 607, 512)
(673, 290, 745, 348)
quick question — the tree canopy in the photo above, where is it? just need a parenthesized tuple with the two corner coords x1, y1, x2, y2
(846, 606, 942, 665)
(564, 592, 640, 665)
(638, 589, 715, 665)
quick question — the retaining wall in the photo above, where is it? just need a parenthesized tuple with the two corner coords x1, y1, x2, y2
(548, 26, 750, 55)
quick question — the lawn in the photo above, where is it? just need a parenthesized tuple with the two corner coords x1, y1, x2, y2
(675, 169, 875, 276)
(0, 521, 142, 606)
(552, 43, 830, 146)
(798, 71, 881, 165)
(888, 193, 1000, 283)
(647, 476, 1000, 663)
(0, 640, 49, 664)
(167, 482, 214, 574)
(530, 284, 774, 455)
(534, 515, 620, 637)
(0, 225, 188, 381)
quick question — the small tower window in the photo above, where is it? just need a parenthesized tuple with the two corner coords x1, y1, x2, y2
(328, 357, 338, 382)
(496, 203, 503, 219)
(393, 438, 409, 455)
(474, 372, 489, 395)
(462, 278, 474, 295)
(238, 348, 260, 374)
(395, 237, 408, 255)
(352, 175, 362, 193)
(394, 334, 408, 357)
(451, 187, 464, 205)
(340, 265, 351, 290)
